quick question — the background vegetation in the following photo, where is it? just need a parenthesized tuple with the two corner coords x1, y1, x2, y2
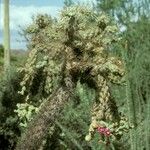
(0, 0, 150, 150)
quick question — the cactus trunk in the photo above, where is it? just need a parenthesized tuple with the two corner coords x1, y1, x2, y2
(3, 0, 10, 72)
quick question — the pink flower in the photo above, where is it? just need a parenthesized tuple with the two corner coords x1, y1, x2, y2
(97, 127, 111, 137)
(105, 130, 111, 136)
(97, 127, 105, 133)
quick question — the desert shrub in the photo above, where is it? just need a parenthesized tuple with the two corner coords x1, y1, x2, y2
(0, 44, 4, 57)
(0, 70, 23, 149)
(0, 44, 4, 67)
(0, 68, 45, 149)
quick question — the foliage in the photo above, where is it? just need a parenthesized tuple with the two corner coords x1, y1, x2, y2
(96, 0, 150, 149)
(0, 44, 4, 57)
(0, 70, 24, 149)
(122, 15, 150, 150)
(0, 44, 4, 68)
(64, 0, 74, 7)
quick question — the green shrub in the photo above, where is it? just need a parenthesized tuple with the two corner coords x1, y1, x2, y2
(0, 44, 4, 57)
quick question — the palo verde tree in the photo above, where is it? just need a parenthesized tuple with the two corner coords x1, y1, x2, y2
(15, 6, 132, 150)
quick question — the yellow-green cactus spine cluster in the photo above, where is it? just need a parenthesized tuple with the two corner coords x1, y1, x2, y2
(14, 102, 39, 128)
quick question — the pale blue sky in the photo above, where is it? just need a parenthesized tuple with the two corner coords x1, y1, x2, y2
(9, 0, 64, 7)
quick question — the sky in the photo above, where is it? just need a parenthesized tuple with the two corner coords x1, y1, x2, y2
(0, 0, 96, 50)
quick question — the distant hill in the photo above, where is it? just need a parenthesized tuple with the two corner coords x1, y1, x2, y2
(0, 49, 28, 74)
(11, 49, 28, 55)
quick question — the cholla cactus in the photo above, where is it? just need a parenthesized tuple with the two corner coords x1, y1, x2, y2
(17, 6, 133, 149)
(14, 102, 39, 128)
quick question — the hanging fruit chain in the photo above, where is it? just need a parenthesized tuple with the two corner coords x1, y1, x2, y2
(85, 58, 134, 144)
